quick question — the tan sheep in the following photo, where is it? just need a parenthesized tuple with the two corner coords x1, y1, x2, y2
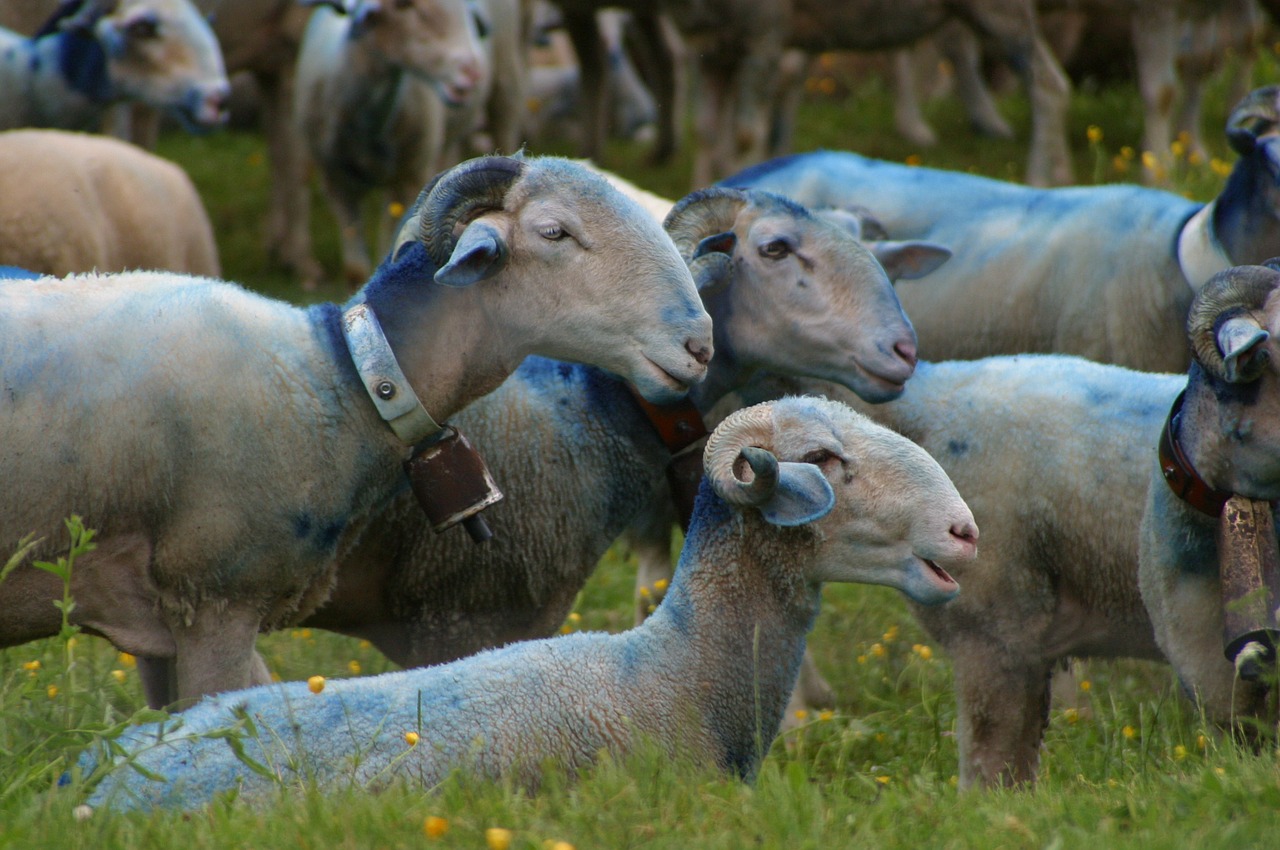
(0, 129, 219, 276)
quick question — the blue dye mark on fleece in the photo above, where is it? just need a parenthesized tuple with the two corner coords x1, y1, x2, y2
(0, 265, 41, 279)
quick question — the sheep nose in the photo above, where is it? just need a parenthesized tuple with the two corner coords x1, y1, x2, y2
(894, 338, 918, 369)
(686, 338, 712, 366)
(950, 520, 979, 554)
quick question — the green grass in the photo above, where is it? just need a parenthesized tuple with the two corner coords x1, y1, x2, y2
(7, 57, 1280, 848)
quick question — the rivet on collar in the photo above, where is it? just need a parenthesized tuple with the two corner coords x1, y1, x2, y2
(342, 303, 443, 445)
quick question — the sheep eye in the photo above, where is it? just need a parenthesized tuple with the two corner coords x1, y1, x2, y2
(802, 449, 838, 466)
(539, 224, 565, 241)
(759, 239, 790, 259)
(127, 16, 161, 39)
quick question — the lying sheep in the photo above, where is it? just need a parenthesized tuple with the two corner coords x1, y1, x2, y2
(0, 128, 219, 276)
(292, 0, 488, 285)
(1139, 264, 1280, 727)
(0, 155, 713, 709)
(0, 0, 229, 132)
(77, 396, 979, 812)
(722, 85, 1280, 373)
(297, 186, 930, 671)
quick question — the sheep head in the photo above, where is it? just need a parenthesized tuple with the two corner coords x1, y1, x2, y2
(1226, 86, 1280, 156)
(1181, 264, 1280, 500)
(663, 188, 920, 405)
(703, 398, 977, 605)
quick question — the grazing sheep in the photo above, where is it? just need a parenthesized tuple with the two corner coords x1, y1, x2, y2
(297, 187, 927, 671)
(0, 155, 713, 709)
(1139, 265, 1280, 727)
(292, 0, 489, 285)
(722, 85, 1280, 373)
(77, 396, 979, 812)
(0, 128, 219, 276)
(0, 0, 229, 132)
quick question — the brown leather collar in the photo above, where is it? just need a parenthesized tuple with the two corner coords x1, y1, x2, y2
(626, 386, 708, 454)
(1159, 389, 1233, 517)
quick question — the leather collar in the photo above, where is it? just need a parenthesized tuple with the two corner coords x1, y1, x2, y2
(626, 386, 708, 454)
(1158, 389, 1233, 516)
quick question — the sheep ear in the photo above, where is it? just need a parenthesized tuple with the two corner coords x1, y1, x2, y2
(692, 231, 737, 260)
(1218, 315, 1271, 382)
(759, 461, 835, 527)
(434, 220, 509, 287)
(871, 240, 952, 282)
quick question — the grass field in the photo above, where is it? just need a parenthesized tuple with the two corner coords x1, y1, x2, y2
(5, 52, 1280, 849)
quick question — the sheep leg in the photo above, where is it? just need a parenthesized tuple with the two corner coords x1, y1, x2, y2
(892, 48, 938, 149)
(765, 48, 808, 158)
(171, 605, 266, 707)
(562, 9, 610, 161)
(939, 24, 1013, 140)
(625, 11, 683, 164)
(1130, 0, 1178, 183)
(951, 646, 1052, 789)
(135, 656, 178, 710)
(260, 67, 322, 289)
(317, 173, 372, 288)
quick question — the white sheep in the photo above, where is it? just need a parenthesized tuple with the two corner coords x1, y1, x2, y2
(296, 186, 930, 673)
(1139, 264, 1280, 728)
(292, 0, 489, 285)
(0, 0, 229, 132)
(0, 154, 713, 709)
(0, 128, 219, 276)
(723, 85, 1280, 373)
(76, 396, 978, 812)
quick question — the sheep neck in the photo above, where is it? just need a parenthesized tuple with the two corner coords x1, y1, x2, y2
(644, 489, 822, 778)
(1158, 388, 1235, 517)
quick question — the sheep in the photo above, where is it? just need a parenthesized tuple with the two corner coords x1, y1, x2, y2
(0, 128, 219, 277)
(291, 186, 931, 675)
(1138, 264, 1280, 728)
(0, 154, 714, 710)
(291, 0, 489, 285)
(722, 85, 1280, 373)
(76, 395, 979, 812)
(0, 0, 229, 133)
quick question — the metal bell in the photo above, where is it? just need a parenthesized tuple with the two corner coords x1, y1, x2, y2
(404, 426, 504, 543)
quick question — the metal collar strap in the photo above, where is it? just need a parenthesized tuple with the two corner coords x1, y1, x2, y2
(1176, 202, 1233, 292)
(342, 303, 443, 445)
(1158, 389, 1234, 517)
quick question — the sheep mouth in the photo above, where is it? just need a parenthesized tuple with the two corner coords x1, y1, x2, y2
(922, 558, 957, 590)
(641, 355, 694, 393)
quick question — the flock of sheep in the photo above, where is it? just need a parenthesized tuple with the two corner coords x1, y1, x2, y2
(2, 0, 1280, 819)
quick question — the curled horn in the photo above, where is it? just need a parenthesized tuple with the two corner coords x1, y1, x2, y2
(704, 403, 779, 507)
(663, 187, 749, 261)
(1226, 86, 1280, 154)
(1187, 265, 1280, 381)
(413, 156, 528, 269)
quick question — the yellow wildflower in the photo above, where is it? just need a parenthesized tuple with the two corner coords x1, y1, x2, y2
(22, 660, 40, 673)
(794, 709, 809, 721)
(870, 643, 886, 658)
(653, 579, 668, 592)
(1122, 725, 1137, 739)
(118, 652, 136, 667)
(308, 675, 326, 694)
(1079, 680, 1091, 692)
(817, 77, 837, 96)
(405, 731, 420, 747)
(66, 638, 77, 650)
(819, 710, 834, 722)
(388, 201, 406, 219)
(1120, 146, 1135, 160)
(639, 585, 651, 598)
(568, 612, 581, 624)
(46, 685, 58, 699)
(348, 660, 362, 675)
(1188, 150, 1204, 167)
(359, 640, 372, 649)
(912, 644, 933, 661)
(1086, 125, 1103, 144)
(423, 816, 449, 839)
(1113, 155, 1130, 174)
(856, 654, 867, 664)
(883, 625, 899, 641)
(1170, 140, 1185, 159)
(1197, 734, 1208, 750)
(1215, 767, 1225, 776)
(948, 775, 958, 787)
(874, 775, 890, 785)
(548, 842, 575, 850)
(1141, 151, 1158, 171)
(486, 827, 513, 850)
(905, 154, 923, 167)
(1173, 745, 1187, 761)
(111, 669, 126, 684)
(1063, 708, 1079, 724)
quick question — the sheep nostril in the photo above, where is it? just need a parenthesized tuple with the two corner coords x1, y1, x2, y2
(894, 339, 918, 368)
(686, 339, 712, 366)
(950, 521, 979, 548)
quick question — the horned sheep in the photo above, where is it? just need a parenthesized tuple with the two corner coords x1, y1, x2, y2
(1138, 264, 1280, 729)
(0, 128, 219, 276)
(0, 155, 713, 709)
(293, 187, 929, 672)
(76, 396, 979, 812)
(723, 85, 1280, 373)
(0, 0, 229, 133)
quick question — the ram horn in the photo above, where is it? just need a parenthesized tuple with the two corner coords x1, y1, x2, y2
(705, 404, 779, 507)
(1226, 86, 1280, 154)
(411, 156, 528, 269)
(664, 187, 750, 262)
(1187, 265, 1280, 382)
